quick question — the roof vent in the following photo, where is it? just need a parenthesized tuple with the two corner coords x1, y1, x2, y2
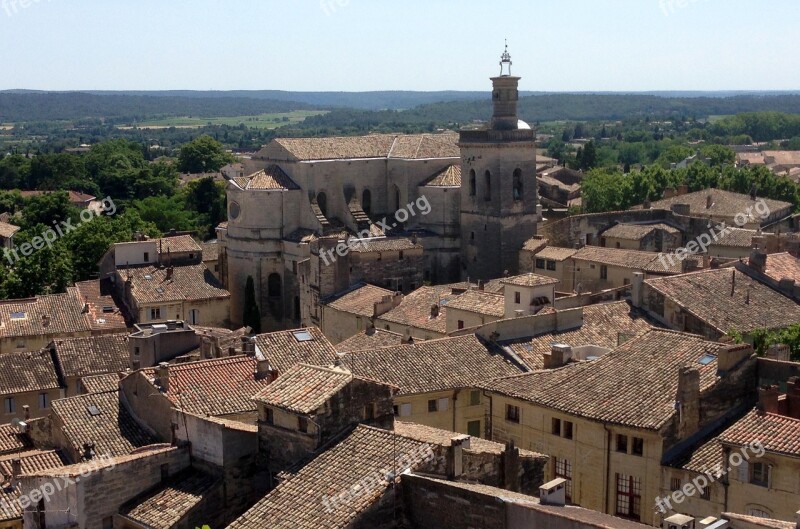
(87, 405, 102, 417)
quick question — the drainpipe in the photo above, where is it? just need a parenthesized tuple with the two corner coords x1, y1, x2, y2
(722, 445, 731, 513)
(603, 424, 612, 515)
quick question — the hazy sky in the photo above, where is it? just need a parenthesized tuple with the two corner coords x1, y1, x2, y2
(1, 0, 798, 91)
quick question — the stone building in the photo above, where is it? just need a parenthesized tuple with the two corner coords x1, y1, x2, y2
(219, 47, 540, 332)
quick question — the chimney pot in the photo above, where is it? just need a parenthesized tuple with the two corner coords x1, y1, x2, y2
(22, 405, 30, 421)
(156, 362, 170, 391)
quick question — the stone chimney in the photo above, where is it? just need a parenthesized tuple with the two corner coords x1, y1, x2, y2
(41, 314, 50, 328)
(165, 266, 174, 281)
(446, 434, 471, 480)
(663, 187, 676, 199)
(787, 377, 800, 420)
(706, 194, 713, 209)
(430, 304, 440, 318)
(501, 440, 520, 492)
(758, 385, 780, 414)
(22, 405, 30, 421)
(748, 249, 767, 274)
(677, 184, 689, 196)
(631, 272, 645, 308)
(155, 362, 170, 392)
(765, 343, 790, 361)
(543, 343, 572, 369)
(676, 365, 700, 439)
(255, 357, 274, 381)
(717, 343, 753, 375)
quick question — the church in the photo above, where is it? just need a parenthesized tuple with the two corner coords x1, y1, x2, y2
(218, 46, 541, 330)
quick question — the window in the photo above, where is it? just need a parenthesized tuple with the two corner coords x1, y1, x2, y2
(546, 260, 557, 271)
(469, 390, 481, 406)
(150, 307, 161, 320)
(265, 408, 274, 425)
(670, 477, 682, 492)
(134, 346, 140, 357)
(514, 292, 521, 304)
(615, 474, 641, 520)
(143, 252, 149, 262)
(600, 265, 608, 280)
(188, 253, 194, 260)
(398, 403, 412, 417)
(750, 462, 770, 487)
(457, 320, 464, 330)
(15, 340, 24, 349)
(551, 418, 561, 436)
(467, 420, 481, 438)
(437, 398, 449, 412)
(468, 169, 476, 196)
(316, 192, 328, 217)
(563, 421, 574, 440)
(513, 168, 522, 201)
(428, 399, 438, 413)
(554, 457, 573, 501)
(4, 398, 15, 414)
(484, 170, 491, 201)
(188, 309, 200, 325)
(536, 258, 546, 269)
(399, 250, 404, 260)
(298, 416, 309, 433)
(363, 403, 376, 420)
(747, 507, 772, 519)
(700, 486, 710, 500)
(632, 437, 644, 456)
(616, 434, 628, 453)
(362, 189, 372, 215)
(506, 404, 520, 423)
(38, 393, 49, 410)
(393, 405, 399, 416)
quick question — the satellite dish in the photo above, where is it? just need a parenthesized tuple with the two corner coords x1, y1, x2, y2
(10, 418, 21, 428)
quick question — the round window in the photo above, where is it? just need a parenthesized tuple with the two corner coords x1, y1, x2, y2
(229, 201, 241, 220)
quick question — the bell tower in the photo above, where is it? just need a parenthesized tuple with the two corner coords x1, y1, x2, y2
(459, 43, 540, 281)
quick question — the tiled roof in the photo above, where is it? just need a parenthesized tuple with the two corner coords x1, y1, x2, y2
(0, 221, 20, 239)
(232, 165, 299, 190)
(723, 513, 795, 529)
(377, 286, 460, 334)
(153, 234, 202, 255)
(80, 373, 121, 394)
(680, 436, 724, 474)
(444, 290, 505, 317)
(534, 246, 578, 261)
(645, 268, 800, 334)
(50, 333, 129, 379)
(421, 164, 461, 187)
(522, 237, 549, 252)
(19, 190, 95, 203)
(762, 150, 800, 166)
(572, 246, 673, 270)
(336, 328, 404, 353)
(143, 356, 270, 417)
(646, 188, 792, 219)
(119, 469, 219, 529)
(0, 450, 66, 522)
(0, 449, 67, 476)
(0, 287, 122, 339)
(0, 424, 31, 455)
(0, 350, 61, 396)
(501, 272, 560, 288)
(341, 335, 525, 395)
(348, 237, 422, 253)
(764, 252, 800, 283)
(602, 223, 680, 240)
(271, 132, 459, 162)
(51, 390, 158, 459)
(226, 425, 432, 529)
(719, 408, 800, 457)
(710, 227, 757, 248)
(253, 364, 357, 414)
(482, 329, 727, 430)
(25, 446, 176, 478)
(502, 302, 652, 369)
(253, 327, 338, 374)
(393, 421, 542, 458)
(125, 264, 230, 304)
(73, 280, 127, 332)
(200, 241, 219, 261)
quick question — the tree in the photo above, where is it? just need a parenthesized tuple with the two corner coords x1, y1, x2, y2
(20, 192, 77, 231)
(131, 195, 196, 234)
(183, 177, 227, 239)
(579, 141, 598, 170)
(178, 135, 234, 173)
(700, 145, 735, 167)
(243, 276, 262, 334)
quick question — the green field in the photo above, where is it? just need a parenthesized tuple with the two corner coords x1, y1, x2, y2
(118, 110, 327, 130)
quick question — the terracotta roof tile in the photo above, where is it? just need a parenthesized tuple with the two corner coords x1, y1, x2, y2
(646, 188, 791, 220)
(73, 280, 127, 332)
(51, 390, 159, 459)
(534, 246, 579, 261)
(445, 290, 505, 317)
(153, 235, 202, 255)
(501, 272, 560, 288)
(200, 241, 219, 261)
(0, 349, 61, 396)
(0, 424, 31, 455)
(645, 268, 800, 334)
(51, 333, 129, 379)
(482, 329, 727, 430)
(125, 264, 229, 304)
(377, 286, 458, 334)
(232, 165, 299, 190)
(723, 512, 795, 529)
(336, 329, 404, 353)
(764, 252, 800, 283)
(348, 237, 422, 253)
(0, 221, 20, 239)
(271, 133, 459, 162)
(710, 227, 757, 248)
(602, 223, 680, 240)
(393, 421, 543, 458)
(342, 335, 525, 395)
(573, 246, 674, 270)
(80, 373, 121, 394)
(253, 364, 358, 414)
(253, 327, 338, 374)
(719, 408, 800, 457)
(421, 164, 461, 187)
(0, 450, 67, 476)
(522, 237, 550, 252)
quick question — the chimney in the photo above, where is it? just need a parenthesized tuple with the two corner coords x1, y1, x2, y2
(82, 442, 96, 460)
(748, 249, 767, 274)
(155, 362, 170, 391)
(677, 184, 689, 196)
(255, 356, 273, 381)
(676, 365, 700, 439)
(765, 343, 790, 361)
(81, 302, 90, 314)
(446, 435, 470, 479)
(706, 194, 713, 209)
(631, 272, 644, 308)
(241, 336, 256, 356)
(543, 343, 572, 369)
(430, 304, 440, 318)
(788, 377, 800, 420)
(663, 187, 676, 199)
(758, 385, 780, 414)
(717, 343, 753, 375)
(501, 440, 521, 492)
(22, 405, 30, 421)
(10, 459, 21, 480)
(41, 314, 50, 328)
(165, 266, 174, 281)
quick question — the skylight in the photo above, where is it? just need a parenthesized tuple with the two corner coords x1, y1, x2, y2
(292, 330, 314, 342)
(144, 274, 153, 280)
(10, 312, 25, 320)
(698, 353, 717, 366)
(87, 405, 102, 417)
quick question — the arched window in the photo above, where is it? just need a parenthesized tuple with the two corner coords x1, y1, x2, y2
(361, 189, 372, 215)
(513, 168, 522, 201)
(484, 170, 492, 201)
(267, 273, 282, 298)
(316, 192, 328, 217)
(469, 169, 476, 196)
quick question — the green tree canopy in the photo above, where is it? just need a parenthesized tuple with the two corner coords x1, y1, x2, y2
(178, 135, 234, 173)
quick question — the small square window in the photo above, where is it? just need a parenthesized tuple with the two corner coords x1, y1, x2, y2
(457, 320, 464, 330)
(143, 252, 149, 262)
(469, 390, 481, 406)
(670, 477, 681, 492)
(298, 416, 309, 433)
(699, 486, 710, 500)
(546, 260, 557, 271)
(428, 399, 437, 413)
(551, 418, 561, 436)
(632, 437, 644, 456)
(600, 265, 608, 280)
(506, 404, 520, 423)
(616, 434, 628, 453)
(535, 258, 545, 269)
(563, 421, 574, 440)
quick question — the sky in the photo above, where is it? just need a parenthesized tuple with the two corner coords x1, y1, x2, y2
(1, 0, 798, 92)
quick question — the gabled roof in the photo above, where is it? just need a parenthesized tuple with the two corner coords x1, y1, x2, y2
(377, 286, 460, 335)
(0, 449, 67, 476)
(231, 164, 300, 191)
(268, 132, 459, 162)
(80, 373, 121, 394)
(153, 234, 202, 255)
(341, 335, 526, 395)
(253, 327, 338, 374)
(572, 246, 675, 271)
(763, 252, 800, 283)
(645, 268, 800, 334)
(51, 390, 158, 459)
(534, 245, 578, 261)
(336, 328, 404, 353)
(0, 424, 31, 455)
(646, 188, 792, 219)
(601, 223, 680, 240)
(719, 408, 800, 457)
(501, 272, 560, 288)
(124, 264, 229, 304)
(253, 364, 369, 415)
(226, 425, 432, 529)
(0, 349, 61, 396)
(50, 333, 129, 379)
(444, 290, 505, 317)
(143, 356, 270, 417)
(420, 164, 461, 187)
(482, 329, 728, 430)
(73, 280, 127, 332)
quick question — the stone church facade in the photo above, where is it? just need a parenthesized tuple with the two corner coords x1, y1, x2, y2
(218, 48, 541, 331)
